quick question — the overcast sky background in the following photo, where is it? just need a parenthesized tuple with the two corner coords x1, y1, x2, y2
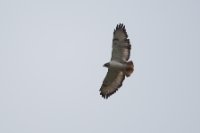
(0, 0, 200, 133)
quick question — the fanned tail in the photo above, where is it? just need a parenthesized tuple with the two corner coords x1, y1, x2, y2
(125, 61, 134, 77)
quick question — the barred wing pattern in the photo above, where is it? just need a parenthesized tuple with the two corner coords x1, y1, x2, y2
(111, 24, 131, 62)
(100, 70, 125, 98)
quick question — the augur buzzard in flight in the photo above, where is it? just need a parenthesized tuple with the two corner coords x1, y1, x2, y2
(100, 23, 134, 99)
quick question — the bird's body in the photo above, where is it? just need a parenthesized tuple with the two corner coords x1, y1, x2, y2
(106, 60, 125, 70)
(99, 23, 134, 99)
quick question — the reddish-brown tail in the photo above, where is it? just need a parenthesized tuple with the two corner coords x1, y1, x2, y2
(125, 61, 134, 77)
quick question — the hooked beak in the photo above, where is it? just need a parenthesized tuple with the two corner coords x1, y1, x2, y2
(103, 63, 109, 67)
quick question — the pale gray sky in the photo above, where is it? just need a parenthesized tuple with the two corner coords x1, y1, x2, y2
(0, 0, 200, 133)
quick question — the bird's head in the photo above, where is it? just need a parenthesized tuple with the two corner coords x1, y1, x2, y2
(103, 63, 110, 68)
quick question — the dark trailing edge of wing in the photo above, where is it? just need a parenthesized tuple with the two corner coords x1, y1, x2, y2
(124, 43, 131, 49)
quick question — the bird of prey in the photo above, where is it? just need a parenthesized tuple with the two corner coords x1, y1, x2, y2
(100, 23, 134, 99)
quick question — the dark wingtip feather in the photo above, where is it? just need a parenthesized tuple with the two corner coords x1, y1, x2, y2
(114, 23, 128, 38)
(100, 89, 119, 99)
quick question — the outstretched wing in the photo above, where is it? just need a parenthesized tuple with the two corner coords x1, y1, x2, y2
(100, 69, 125, 98)
(111, 24, 131, 62)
